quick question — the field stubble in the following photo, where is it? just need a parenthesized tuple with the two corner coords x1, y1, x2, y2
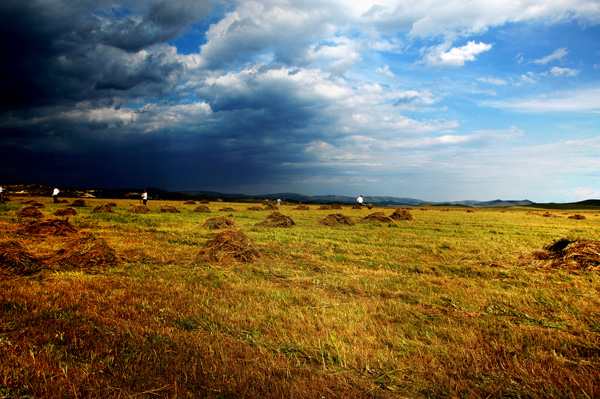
(1, 198, 599, 398)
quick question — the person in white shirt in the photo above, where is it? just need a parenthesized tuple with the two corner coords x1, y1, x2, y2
(357, 195, 364, 207)
(52, 187, 60, 203)
(0, 185, 4, 203)
(141, 190, 148, 205)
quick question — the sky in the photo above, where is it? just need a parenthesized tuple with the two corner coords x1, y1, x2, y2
(1, 0, 600, 202)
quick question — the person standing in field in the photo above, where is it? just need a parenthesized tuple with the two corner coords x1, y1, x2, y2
(52, 187, 60, 203)
(0, 185, 5, 203)
(141, 190, 148, 205)
(357, 195, 364, 207)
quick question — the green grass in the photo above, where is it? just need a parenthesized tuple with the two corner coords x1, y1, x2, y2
(1, 198, 600, 398)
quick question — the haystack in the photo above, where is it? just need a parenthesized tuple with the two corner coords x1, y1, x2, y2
(53, 207, 77, 216)
(330, 204, 343, 210)
(18, 218, 78, 237)
(247, 206, 264, 211)
(294, 205, 310, 210)
(183, 200, 196, 205)
(255, 212, 295, 228)
(264, 203, 279, 210)
(203, 216, 236, 230)
(0, 240, 43, 277)
(219, 207, 237, 212)
(71, 199, 86, 207)
(390, 208, 413, 221)
(529, 238, 600, 271)
(50, 233, 120, 270)
(107, 202, 118, 207)
(27, 201, 45, 208)
(318, 205, 331, 210)
(161, 205, 181, 213)
(16, 206, 44, 218)
(199, 229, 259, 262)
(319, 214, 354, 226)
(363, 212, 394, 223)
(193, 205, 211, 213)
(130, 205, 151, 214)
(199, 200, 210, 204)
(366, 203, 374, 209)
(351, 204, 362, 209)
(568, 214, 586, 220)
(93, 204, 115, 213)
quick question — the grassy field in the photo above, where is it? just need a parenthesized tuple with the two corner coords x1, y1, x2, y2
(1, 197, 599, 398)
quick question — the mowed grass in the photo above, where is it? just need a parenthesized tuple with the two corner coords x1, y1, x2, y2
(1, 198, 599, 398)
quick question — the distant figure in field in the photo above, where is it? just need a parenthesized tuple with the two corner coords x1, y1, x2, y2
(52, 187, 60, 203)
(277, 198, 281, 206)
(0, 185, 4, 203)
(357, 195, 364, 207)
(141, 190, 148, 205)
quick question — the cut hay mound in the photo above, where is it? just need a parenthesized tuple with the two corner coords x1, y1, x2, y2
(199, 229, 259, 262)
(264, 203, 279, 210)
(390, 208, 413, 221)
(183, 200, 196, 205)
(363, 212, 394, 223)
(130, 205, 151, 214)
(317, 205, 331, 210)
(93, 204, 115, 213)
(255, 212, 295, 228)
(193, 205, 211, 213)
(366, 203, 374, 209)
(319, 213, 355, 226)
(50, 233, 120, 270)
(330, 204, 343, 210)
(529, 238, 600, 271)
(16, 206, 44, 218)
(199, 200, 210, 204)
(161, 205, 181, 213)
(53, 207, 78, 216)
(294, 205, 310, 210)
(18, 218, 78, 237)
(351, 204, 362, 209)
(219, 207, 237, 212)
(568, 214, 586, 220)
(28, 201, 45, 208)
(203, 216, 236, 230)
(107, 202, 118, 207)
(71, 199, 86, 207)
(247, 206, 264, 211)
(0, 240, 43, 277)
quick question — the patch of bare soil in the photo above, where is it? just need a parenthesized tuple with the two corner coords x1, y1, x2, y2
(50, 233, 120, 270)
(0, 240, 43, 277)
(527, 238, 600, 271)
(362, 212, 394, 223)
(53, 207, 78, 216)
(161, 205, 181, 213)
(130, 205, 151, 214)
(193, 205, 211, 213)
(18, 218, 78, 237)
(294, 205, 310, 210)
(199, 229, 260, 262)
(93, 204, 115, 213)
(71, 199, 86, 207)
(16, 206, 44, 218)
(319, 214, 354, 226)
(255, 212, 295, 228)
(203, 216, 236, 230)
(390, 208, 413, 221)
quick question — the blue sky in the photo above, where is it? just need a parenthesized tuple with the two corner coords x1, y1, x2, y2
(1, 0, 599, 202)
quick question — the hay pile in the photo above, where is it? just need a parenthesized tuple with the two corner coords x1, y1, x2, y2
(317, 205, 331, 210)
(255, 212, 295, 228)
(183, 200, 196, 205)
(16, 206, 44, 218)
(199, 229, 259, 262)
(193, 205, 211, 213)
(199, 200, 210, 204)
(130, 205, 151, 214)
(0, 240, 43, 277)
(264, 203, 279, 210)
(71, 199, 86, 207)
(351, 204, 362, 209)
(294, 205, 310, 210)
(93, 204, 115, 213)
(50, 233, 120, 270)
(330, 204, 343, 210)
(18, 218, 78, 237)
(161, 205, 181, 213)
(568, 214, 586, 220)
(27, 201, 45, 208)
(390, 208, 413, 221)
(219, 207, 237, 212)
(366, 203, 374, 209)
(203, 216, 236, 230)
(363, 212, 394, 223)
(247, 206, 264, 211)
(53, 207, 77, 216)
(319, 214, 354, 226)
(528, 238, 600, 271)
